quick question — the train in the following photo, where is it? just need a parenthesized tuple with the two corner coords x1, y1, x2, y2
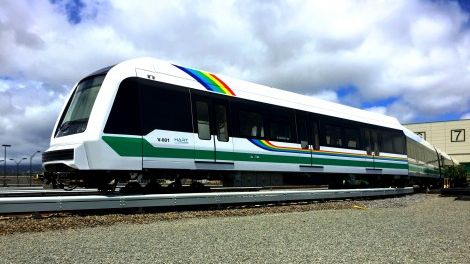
(42, 57, 459, 191)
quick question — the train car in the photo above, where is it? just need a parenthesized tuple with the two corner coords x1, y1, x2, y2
(42, 57, 455, 191)
(403, 128, 443, 186)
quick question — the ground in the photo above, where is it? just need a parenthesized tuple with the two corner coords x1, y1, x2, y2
(0, 194, 468, 263)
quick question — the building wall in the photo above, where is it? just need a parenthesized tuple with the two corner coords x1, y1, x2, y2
(404, 119, 470, 164)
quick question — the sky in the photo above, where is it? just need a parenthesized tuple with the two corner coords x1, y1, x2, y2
(0, 0, 470, 162)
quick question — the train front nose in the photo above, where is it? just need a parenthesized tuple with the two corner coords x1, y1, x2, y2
(42, 143, 90, 172)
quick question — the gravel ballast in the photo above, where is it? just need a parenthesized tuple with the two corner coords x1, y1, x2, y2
(0, 194, 469, 263)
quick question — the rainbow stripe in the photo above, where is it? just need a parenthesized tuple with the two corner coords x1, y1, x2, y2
(173, 64, 236, 96)
(249, 139, 407, 162)
(250, 139, 311, 154)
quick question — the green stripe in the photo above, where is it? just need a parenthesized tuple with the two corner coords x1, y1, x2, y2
(408, 163, 440, 175)
(103, 136, 407, 170)
(102, 136, 142, 156)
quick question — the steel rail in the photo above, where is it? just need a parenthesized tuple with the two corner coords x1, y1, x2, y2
(0, 187, 413, 214)
(0, 188, 100, 197)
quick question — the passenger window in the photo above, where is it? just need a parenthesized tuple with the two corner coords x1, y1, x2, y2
(312, 121, 320, 150)
(215, 104, 229, 142)
(392, 134, 405, 154)
(140, 81, 192, 134)
(104, 78, 141, 135)
(298, 118, 308, 149)
(380, 131, 394, 153)
(270, 118, 291, 142)
(344, 128, 360, 149)
(364, 130, 372, 154)
(239, 111, 264, 138)
(325, 125, 342, 147)
(371, 130, 379, 154)
(196, 101, 211, 140)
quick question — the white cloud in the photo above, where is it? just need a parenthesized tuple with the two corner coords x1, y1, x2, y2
(0, 78, 64, 159)
(461, 113, 470, 119)
(364, 106, 387, 116)
(0, 0, 470, 160)
(309, 90, 339, 103)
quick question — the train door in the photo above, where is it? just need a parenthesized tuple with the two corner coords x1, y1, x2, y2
(364, 129, 380, 170)
(296, 113, 320, 167)
(310, 116, 321, 165)
(192, 94, 234, 164)
(140, 82, 195, 170)
(296, 113, 312, 165)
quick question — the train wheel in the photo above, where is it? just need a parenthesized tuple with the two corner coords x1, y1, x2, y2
(189, 181, 210, 193)
(97, 178, 117, 193)
(120, 181, 142, 194)
(144, 180, 162, 194)
(166, 176, 183, 193)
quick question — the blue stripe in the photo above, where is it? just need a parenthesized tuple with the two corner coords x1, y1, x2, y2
(249, 139, 271, 151)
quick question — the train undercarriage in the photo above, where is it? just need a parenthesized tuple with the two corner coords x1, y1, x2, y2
(42, 168, 442, 194)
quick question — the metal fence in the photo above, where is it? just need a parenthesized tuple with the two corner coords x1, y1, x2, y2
(1, 175, 43, 187)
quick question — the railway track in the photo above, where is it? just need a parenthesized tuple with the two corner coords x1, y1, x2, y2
(0, 185, 327, 197)
(0, 187, 100, 197)
(0, 187, 413, 214)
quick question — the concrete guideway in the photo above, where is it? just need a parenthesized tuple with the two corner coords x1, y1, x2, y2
(0, 187, 413, 214)
(0, 187, 98, 194)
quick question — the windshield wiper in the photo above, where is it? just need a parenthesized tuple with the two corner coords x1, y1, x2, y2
(57, 118, 88, 132)
(58, 121, 72, 132)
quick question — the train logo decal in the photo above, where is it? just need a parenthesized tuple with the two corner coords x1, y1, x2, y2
(173, 64, 236, 96)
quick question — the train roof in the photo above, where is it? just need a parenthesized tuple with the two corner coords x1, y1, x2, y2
(108, 57, 404, 131)
(93, 57, 460, 162)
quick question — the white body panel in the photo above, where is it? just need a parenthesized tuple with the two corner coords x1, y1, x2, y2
(43, 57, 444, 179)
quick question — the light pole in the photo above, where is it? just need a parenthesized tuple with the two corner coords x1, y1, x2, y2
(2, 144, 11, 187)
(29, 151, 41, 186)
(10, 158, 27, 186)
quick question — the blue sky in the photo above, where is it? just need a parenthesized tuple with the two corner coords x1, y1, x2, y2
(54, 0, 85, 24)
(0, 0, 470, 161)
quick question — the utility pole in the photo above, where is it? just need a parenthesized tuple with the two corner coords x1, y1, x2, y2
(2, 144, 11, 187)
(10, 158, 27, 186)
(29, 151, 41, 186)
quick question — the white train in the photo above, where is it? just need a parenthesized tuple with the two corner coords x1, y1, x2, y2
(42, 57, 458, 191)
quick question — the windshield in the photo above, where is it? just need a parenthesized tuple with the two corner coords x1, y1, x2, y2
(55, 75, 105, 137)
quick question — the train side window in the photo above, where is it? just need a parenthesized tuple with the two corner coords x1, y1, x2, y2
(269, 118, 291, 142)
(415, 144, 420, 161)
(343, 128, 360, 149)
(324, 124, 342, 147)
(371, 130, 379, 154)
(196, 101, 211, 140)
(239, 110, 264, 138)
(215, 104, 229, 142)
(392, 133, 405, 154)
(104, 78, 141, 135)
(380, 131, 394, 153)
(407, 138, 416, 160)
(418, 145, 425, 163)
(312, 121, 320, 150)
(141, 81, 192, 134)
(364, 129, 372, 154)
(297, 118, 309, 149)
